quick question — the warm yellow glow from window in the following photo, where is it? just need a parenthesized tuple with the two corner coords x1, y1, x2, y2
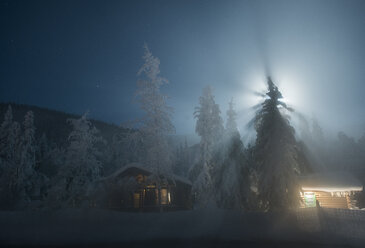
(161, 189, 168, 205)
(303, 192, 316, 208)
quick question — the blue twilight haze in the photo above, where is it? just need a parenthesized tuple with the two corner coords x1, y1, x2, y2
(1, 0, 365, 137)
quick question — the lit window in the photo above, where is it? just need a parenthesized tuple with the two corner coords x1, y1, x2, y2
(160, 188, 168, 205)
(304, 192, 316, 207)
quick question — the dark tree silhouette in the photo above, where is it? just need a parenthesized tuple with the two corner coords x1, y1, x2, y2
(253, 77, 303, 211)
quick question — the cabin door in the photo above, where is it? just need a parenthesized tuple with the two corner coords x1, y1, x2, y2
(144, 188, 157, 206)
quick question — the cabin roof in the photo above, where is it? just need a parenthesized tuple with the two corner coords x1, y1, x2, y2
(109, 162, 150, 178)
(100, 162, 192, 186)
(299, 171, 363, 193)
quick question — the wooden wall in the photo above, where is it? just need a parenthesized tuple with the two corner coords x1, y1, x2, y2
(301, 191, 349, 209)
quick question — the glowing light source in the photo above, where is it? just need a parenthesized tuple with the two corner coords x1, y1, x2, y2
(303, 192, 316, 207)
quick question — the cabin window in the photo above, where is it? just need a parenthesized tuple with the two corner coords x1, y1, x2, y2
(145, 188, 157, 206)
(304, 192, 316, 207)
(160, 188, 169, 205)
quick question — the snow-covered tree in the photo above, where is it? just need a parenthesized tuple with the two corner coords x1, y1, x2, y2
(253, 77, 302, 211)
(111, 127, 144, 171)
(16, 111, 38, 206)
(134, 44, 175, 211)
(192, 86, 224, 206)
(0, 105, 21, 209)
(36, 133, 65, 179)
(0, 110, 46, 209)
(215, 99, 251, 209)
(53, 113, 103, 207)
(225, 98, 238, 137)
(20, 111, 36, 174)
(37, 133, 49, 164)
(0, 105, 19, 162)
(135, 44, 174, 177)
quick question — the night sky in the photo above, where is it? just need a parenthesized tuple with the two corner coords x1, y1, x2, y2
(1, 0, 365, 137)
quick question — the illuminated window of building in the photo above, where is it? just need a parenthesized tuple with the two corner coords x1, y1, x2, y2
(160, 188, 168, 205)
(304, 192, 316, 207)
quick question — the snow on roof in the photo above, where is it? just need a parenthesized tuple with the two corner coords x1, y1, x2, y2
(299, 171, 363, 193)
(96, 162, 146, 182)
(99, 162, 192, 185)
(109, 162, 149, 179)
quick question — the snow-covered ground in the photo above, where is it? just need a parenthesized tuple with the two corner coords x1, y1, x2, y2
(0, 208, 363, 247)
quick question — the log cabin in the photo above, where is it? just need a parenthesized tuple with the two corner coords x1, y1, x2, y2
(90, 163, 192, 211)
(299, 172, 363, 209)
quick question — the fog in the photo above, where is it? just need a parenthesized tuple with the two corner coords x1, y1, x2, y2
(2, 0, 365, 140)
(1, 1, 365, 247)
(160, 0, 365, 139)
(172, 0, 365, 140)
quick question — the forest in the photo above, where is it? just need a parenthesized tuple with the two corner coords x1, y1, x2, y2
(1, 45, 364, 212)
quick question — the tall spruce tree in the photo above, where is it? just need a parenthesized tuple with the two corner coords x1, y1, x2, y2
(135, 44, 175, 211)
(192, 86, 224, 206)
(254, 77, 301, 211)
(226, 99, 238, 137)
(216, 99, 250, 209)
(135, 44, 174, 177)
